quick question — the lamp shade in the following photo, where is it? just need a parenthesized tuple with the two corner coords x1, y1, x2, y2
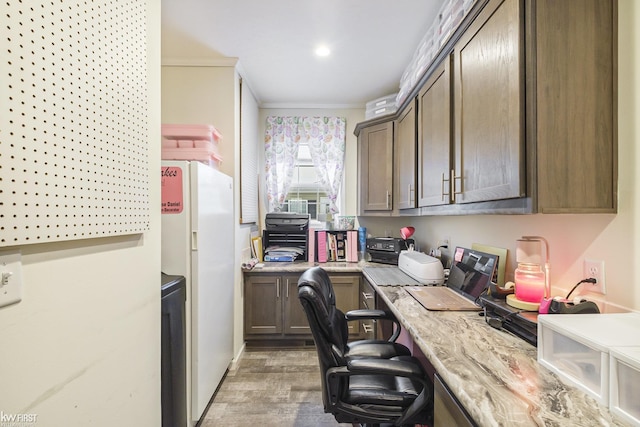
(516, 239, 542, 264)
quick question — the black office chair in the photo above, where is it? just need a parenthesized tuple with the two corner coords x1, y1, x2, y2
(300, 266, 411, 359)
(298, 267, 433, 427)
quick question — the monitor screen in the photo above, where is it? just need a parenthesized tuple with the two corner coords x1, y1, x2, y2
(447, 247, 498, 298)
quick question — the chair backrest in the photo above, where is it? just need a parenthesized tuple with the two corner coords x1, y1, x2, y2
(298, 267, 350, 361)
(298, 267, 350, 407)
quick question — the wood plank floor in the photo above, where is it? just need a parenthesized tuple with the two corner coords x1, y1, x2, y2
(199, 348, 351, 427)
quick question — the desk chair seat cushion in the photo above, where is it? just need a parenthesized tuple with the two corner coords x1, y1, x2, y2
(344, 355, 424, 407)
(346, 340, 411, 359)
(347, 377, 420, 407)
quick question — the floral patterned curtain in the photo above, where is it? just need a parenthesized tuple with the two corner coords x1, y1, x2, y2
(303, 117, 346, 214)
(264, 116, 302, 211)
(264, 116, 346, 214)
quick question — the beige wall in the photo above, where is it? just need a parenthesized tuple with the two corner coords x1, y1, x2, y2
(361, 0, 640, 312)
(0, 1, 162, 425)
(161, 65, 237, 179)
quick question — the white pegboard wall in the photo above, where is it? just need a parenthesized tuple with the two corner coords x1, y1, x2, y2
(0, 0, 150, 246)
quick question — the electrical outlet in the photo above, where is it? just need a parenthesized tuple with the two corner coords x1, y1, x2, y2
(0, 250, 23, 308)
(583, 259, 606, 294)
(437, 237, 450, 249)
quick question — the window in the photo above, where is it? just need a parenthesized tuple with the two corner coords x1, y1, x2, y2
(264, 116, 346, 223)
(281, 142, 340, 226)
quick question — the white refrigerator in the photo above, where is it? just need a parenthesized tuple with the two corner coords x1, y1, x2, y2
(161, 160, 234, 425)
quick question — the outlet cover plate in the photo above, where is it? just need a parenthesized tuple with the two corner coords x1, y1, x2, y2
(584, 259, 606, 294)
(0, 250, 23, 307)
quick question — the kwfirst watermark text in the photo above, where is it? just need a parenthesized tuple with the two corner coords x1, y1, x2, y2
(0, 412, 38, 427)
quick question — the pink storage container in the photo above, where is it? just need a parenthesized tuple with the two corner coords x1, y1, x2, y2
(162, 139, 178, 149)
(161, 124, 223, 168)
(193, 140, 213, 149)
(177, 140, 194, 148)
(161, 124, 222, 143)
(161, 147, 223, 168)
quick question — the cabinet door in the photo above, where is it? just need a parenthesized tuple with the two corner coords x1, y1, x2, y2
(244, 275, 282, 335)
(533, 0, 616, 213)
(453, 0, 525, 204)
(282, 274, 311, 335)
(330, 274, 361, 337)
(395, 100, 417, 210)
(359, 121, 394, 212)
(418, 57, 453, 207)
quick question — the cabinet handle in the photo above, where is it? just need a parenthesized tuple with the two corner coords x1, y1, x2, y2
(408, 184, 416, 206)
(451, 169, 463, 202)
(276, 278, 280, 298)
(286, 278, 289, 299)
(386, 190, 390, 209)
(362, 292, 373, 300)
(363, 323, 374, 333)
(441, 172, 451, 202)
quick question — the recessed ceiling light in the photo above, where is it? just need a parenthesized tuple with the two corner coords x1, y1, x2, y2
(315, 45, 331, 57)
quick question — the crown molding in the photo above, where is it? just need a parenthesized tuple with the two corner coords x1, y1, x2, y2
(161, 56, 239, 67)
(260, 102, 365, 110)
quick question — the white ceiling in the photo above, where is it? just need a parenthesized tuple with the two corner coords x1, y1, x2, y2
(161, 0, 446, 107)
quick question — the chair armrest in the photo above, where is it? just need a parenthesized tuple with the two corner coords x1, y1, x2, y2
(327, 357, 427, 385)
(344, 309, 390, 321)
(344, 309, 401, 342)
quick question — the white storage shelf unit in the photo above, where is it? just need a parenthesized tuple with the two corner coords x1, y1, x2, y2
(537, 312, 640, 407)
(609, 346, 640, 426)
(397, 0, 476, 105)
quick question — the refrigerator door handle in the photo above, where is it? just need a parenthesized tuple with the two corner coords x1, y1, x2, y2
(191, 231, 198, 251)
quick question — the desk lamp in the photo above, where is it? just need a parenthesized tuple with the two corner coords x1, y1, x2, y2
(506, 236, 550, 311)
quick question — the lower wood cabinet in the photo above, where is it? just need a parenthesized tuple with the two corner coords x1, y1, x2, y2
(243, 271, 361, 342)
(434, 373, 476, 427)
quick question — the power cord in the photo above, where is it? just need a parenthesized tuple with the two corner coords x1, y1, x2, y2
(565, 277, 597, 300)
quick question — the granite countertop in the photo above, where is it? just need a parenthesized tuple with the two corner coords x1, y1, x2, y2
(243, 260, 390, 274)
(367, 280, 627, 426)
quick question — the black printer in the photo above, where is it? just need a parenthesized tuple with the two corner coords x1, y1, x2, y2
(366, 237, 414, 265)
(265, 212, 310, 231)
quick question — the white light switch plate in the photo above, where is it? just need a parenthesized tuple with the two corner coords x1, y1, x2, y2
(0, 250, 23, 308)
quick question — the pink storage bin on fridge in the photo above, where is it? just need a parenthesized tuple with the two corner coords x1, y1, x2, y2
(161, 147, 223, 168)
(177, 140, 194, 148)
(161, 124, 223, 168)
(161, 124, 222, 143)
(161, 139, 178, 149)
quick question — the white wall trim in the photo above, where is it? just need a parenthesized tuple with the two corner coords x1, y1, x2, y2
(261, 102, 365, 109)
(230, 342, 246, 372)
(161, 56, 239, 67)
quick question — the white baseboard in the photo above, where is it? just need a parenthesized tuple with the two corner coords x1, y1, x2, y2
(230, 343, 246, 371)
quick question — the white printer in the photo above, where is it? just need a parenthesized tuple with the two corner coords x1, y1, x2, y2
(398, 250, 444, 285)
